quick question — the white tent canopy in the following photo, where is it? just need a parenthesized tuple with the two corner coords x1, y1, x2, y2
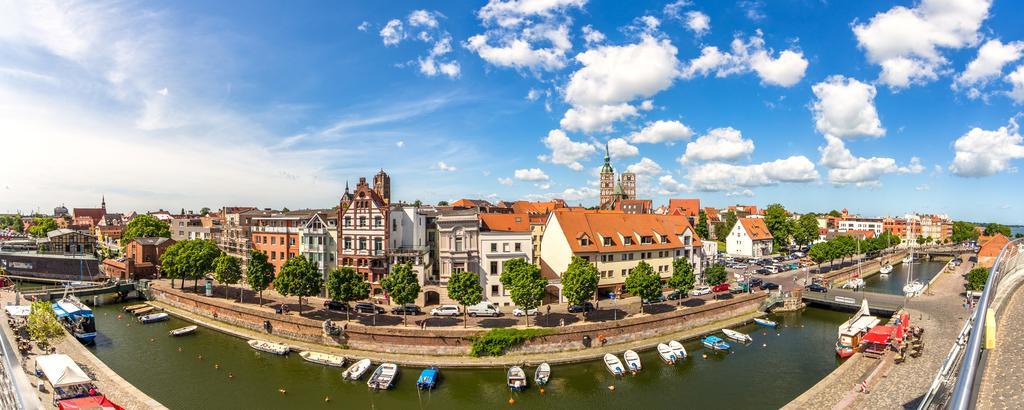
(5, 305, 30, 318)
(35, 354, 92, 388)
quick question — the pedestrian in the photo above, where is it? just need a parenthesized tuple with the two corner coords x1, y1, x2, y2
(546, 305, 551, 315)
(559, 318, 565, 327)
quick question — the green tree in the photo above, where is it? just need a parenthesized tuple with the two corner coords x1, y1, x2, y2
(447, 270, 482, 328)
(951, 221, 979, 243)
(696, 210, 709, 239)
(273, 255, 323, 317)
(827, 210, 842, 218)
(984, 223, 1011, 237)
(121, 214, 171, 245)
(764, 204, 793, 250)
(413, 200, 423, 207)
(281, 207, 290, 212)
(180, 240, 221, 291)
(199, 207, 211, 216)
(380, 263, 421, 326)
(625, 261, 663, 314)
(966, 267, 989, 291)
(27, 217, 58, 237)
(715, 211, 738, 241)
(808, 242, 830, 274)
(27, 300, 64, 351)
(159, 241, 185, 288)
(213, 255, 243, 300)
(916, 236, 926, 246)
(499, 258, 546, 326)
(668, 258, 695, 296)
(246, 250, 275, 306)
(561, 256, 599, 316)
(705, 264, 728, 286)
(793, 213, 820, 246)
(326, 267, 370, 322)
(437, 200, 449, 206)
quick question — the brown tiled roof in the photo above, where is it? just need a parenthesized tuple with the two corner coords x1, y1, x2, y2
(739, 218, 773, 240)
(978, 233, 1010, 258)
(480, 213, 531, 232)
(668, 198, 700, 217)
(72, 208, 105, 224)
(510, 200, 566, 215)
(704, 207, 720, 222)
(552, 210, 701, 253)
(452, 199, 494, 208)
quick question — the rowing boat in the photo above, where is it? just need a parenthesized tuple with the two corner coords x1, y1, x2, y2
(367, 363, 399, 390)
(507, 366, 527, 391)
(138, 312, 169, 324)
(169, 325, 198, 337)
(668, 340, 687, 361)
(657, 343, 676, 364)
(343, 358, 371, 380)
(247, 339, 290, 355)
(299, 351, 345, 367)
(604, 354, 624, 376)
(722, 328, 752, 343)
(534, 363, 550, 385)
(754, 318, 778, 328)
(623, 350, 642, 373)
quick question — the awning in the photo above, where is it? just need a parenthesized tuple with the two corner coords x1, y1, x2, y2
(58, 395, 124, 410)
(862, 325, 897, 345)
(36, 354, 92, 388)
(5, 305, 30, 318)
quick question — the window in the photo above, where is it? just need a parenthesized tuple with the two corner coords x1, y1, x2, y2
(621, 269, 628, 277)
(502, 243, 509, 252)
(374, 238, 382, 251)
(289, 237, 295, 245)
(491, 285, 499, 296)
(343, 237, 352, 249)
(603, 237, 613, 246)
(623, 237, 633, 245)
(580, 237, 591, 246)
(358, 238, 367, 250)
(374, 216, 382, 227)
(288, 252, 295, 258)
(270, 251, 276, 260)
(514, 242, 522, 252)
(455, 236, 463, 252)
(491, 261, 499, 274)
(491, 243, 497, 252)
(271, 237, 276, 245)
(392, 219, 397, 231)
(344, 217, 352, 226)
(641, 236, 653, 244)
(359, 217, 366, 227)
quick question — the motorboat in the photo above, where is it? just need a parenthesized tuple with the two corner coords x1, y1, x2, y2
(604, 354, 625, 376)
(247, 339, 290, 355)
(842, 278, 865, 290)
(702, 335, 731, 351)
(123, 303, 148, 313)
(879, 264, 893, 275)
(169, 325, 198, 337)
(902, 255, 913, 264)
(623, 350, 642, 373)
(52, 294, 96, 344)
(657, 343, 676, 364)
(722, 328, 752, 343)
(367, 363, 399, 390)
(138, 312, 169, 324)
(534, 363, 551, 386)
(835, 299, 879, 358)
(507, 366, 527, 391)
(343, 359, 371, 380)
(903, 280, 925, 296)
(299, 351, 346, 367)
(131, 306, 156, 316)
(416, 367, 440, 390)
(668, 341, 687, 361)
(754, 318, 778, 328)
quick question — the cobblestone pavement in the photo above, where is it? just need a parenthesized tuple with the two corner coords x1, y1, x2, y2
(783, 354, 878, 409)
(977, 283, 1024, 409)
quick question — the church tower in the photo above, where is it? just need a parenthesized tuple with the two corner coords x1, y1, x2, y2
(599, 143, 615, 207)
(101, 195, 106, 211)
(620, 172, 636, 200)
(373, 169, 391, 204)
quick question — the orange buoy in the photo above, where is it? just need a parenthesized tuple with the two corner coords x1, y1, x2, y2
(702, 353, 708, 359)
(539, 387, 545, 394)
(279, 389, 287, 395)
(508, 398, 515, 405)
(608, 385, 615, 391)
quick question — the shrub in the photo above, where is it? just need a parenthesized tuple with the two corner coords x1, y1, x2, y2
(966, 267, 989, 291)
(469, 328, 555, 357)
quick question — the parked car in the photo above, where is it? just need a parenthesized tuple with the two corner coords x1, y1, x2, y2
(467, 302, 502, 317)
(430, 305, 461, 316)
(391, 304, 422, 315)
(666, 289, 688, 300)
(754, 268, 770, 275)
(764, 265, 779, 274)
(729, 282, 748, 294)
(747, 278, 764, 288)
(805, 283, 828, 293)
(711, 283, 731, 293)
(567, 302, 595, 313)
(323, 300, 349, 311)
(643, 294, 667, 304)
(732, 263, 749, 269)
(512, 307, 539, 316)
(691, 286, 712, 296)
(354, 302, 385, 314)
(760, 282, 780, 290)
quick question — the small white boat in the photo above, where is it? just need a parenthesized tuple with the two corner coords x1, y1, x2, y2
(169, 325, 198, 337)
(507, 366, 527, 391)
(754, 318, 778, 328)
(902, 255, 913, 264)
(903, 280, 925, 296)
(604, 353, 625, 376)
(138, 312, 169, 324)
(534, 363, 551, 386)
(343, 358, 372, 380)
(879, 264, 893, 275)
(299, 351, 345, 367)
(247, 339, 290, 355)
(842, 278, 865, 290)
(657, 343, 676, 364)
(367, 363, 399, 390)
(722, 328, 752, 343)
(623, 350, 642, 373)
(668, 340, 687, 361)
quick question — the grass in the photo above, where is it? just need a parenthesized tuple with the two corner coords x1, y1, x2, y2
(469, 328, 556, 357)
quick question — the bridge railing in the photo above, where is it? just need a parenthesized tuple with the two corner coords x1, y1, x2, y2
(918, 238, 1024, 409)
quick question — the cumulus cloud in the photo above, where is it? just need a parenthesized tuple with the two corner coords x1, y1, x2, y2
(955, 39, 1024, 93)
(818, 136, 922, 186)
(376, 11, 459, 78)
(853, 0, 992, 88)
(419, 35, 461, 78)
(498, 177, 514, 185)
(811, 75, 886, 139)
(680, 30, 808, 87)
(478, 0, 587, 27)
(628, 120, 694, 144)
(949, 116, 1024, 177)
(408, 10, 440, 28)
(514, 168, 550, 181)
(565, 35, 680, 107)
(687, 156, 819, 191)
(436, 161, 458, 172)
(539, 129, 597, 170)
(526, 186, 598, 202)
(581, 25, 605, 45)
(658, 174, 689, 194)
(357, 21, 371, 31)
(607, 137, 638, 159)
(560, 103, 639, 133)
(684, 11, 711, 37)
(468, 0, 582, 72)
(680, 127, 755, 163)
(380, 19, 404, 46)
(626, 157, 663, 176)
(1007, 66, 1024, 104)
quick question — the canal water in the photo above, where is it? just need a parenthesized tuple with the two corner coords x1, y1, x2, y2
(862, 259, 947, 295)
(87, 305, 848, 410)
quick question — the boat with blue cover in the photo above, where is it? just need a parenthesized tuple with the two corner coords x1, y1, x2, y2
(702, 335, 731, 351)
(52, 294, 96, 344)
(416, 367, 439, 390)
(754, 318, 778, 328)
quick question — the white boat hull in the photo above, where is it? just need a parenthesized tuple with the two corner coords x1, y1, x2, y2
(343, 359, 372, 380)
(248, 340, 290, 355)
(668, 341, 687, 360)
(300, 351, 346, 367)
(604, 354, 625, 376)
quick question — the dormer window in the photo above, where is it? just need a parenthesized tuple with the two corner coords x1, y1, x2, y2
(641, 236, 653, 245)
(603, 237, 613, 246)
(623, 237, 633, 246)
(580, 237, 591, 246)
(660, 235, 669, 244)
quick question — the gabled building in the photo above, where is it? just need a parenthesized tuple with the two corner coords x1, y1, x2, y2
(103, 237, 175, 280)
(510, 200, 567, 266)
(36, 229, 96, 255)
(72, 197, 107, 229)
(338, 175, 390, 289)
(977, 233, 1010, 268)
(479, 213, 532, 306)
(726, 218, 774, 257)
(667, 198, 701, 224)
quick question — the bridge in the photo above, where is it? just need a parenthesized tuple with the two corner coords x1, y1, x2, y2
(913, 244, 974, 259)
(800, 288, 905, 316)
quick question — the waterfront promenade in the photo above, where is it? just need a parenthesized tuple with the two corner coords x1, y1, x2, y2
(977, 274, 1024, 408)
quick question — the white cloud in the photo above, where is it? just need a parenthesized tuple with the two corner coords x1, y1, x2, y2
(514, 168, 550, 181)
(818, 136, 921, 186)
(626, 157, 663, 176)
(680, 31, 808, 87)
(465, 26, 571, 71)
(539, 129, 597, 170)
(498, 177, 514, 185)
(408, 10, 440, 28)
(725, 189, 755, 197)
(357, 21, 370, 31)
(607, 137, 639, 159)
(565, 35, 680, 107)
(662, 1, 691, 19)
(418, 35, 461, 78)
(628, 120, 694, 144)
(811, 75, 886, 139)
(581, 25, 605, 45)
(639, 15, 660, 32)
(915, 184, 930, 191)
(1007, 65, 1024, 104)
(687, 156, 818, 191)
(684, 11, 711, 37)
(955, 39, 1024, 92)
(853, 0, 992, 88)
(680, 127, 755, 163)
(949, 116, 1024, 177)
(658, 174, 689, 194)
(380, 19, 404, 46)
(436, 161, 458, 172)
(526, 186, 598, 202)
(469, 1, 581, 72)
(478, 0, 587, 27)
(396, 140, 405, 148)
(560, 103, 639, 133)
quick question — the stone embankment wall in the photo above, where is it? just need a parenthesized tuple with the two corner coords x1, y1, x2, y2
(150, 283, 765, 356)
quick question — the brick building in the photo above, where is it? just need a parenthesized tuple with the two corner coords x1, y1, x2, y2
(103, 237, 175, 280)
(338, 174, 391, 288)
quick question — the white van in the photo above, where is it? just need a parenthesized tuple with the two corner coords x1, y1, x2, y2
(467, 301, 502, 317)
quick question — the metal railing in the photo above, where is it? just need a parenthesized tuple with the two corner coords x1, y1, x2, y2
(919, 238, 1024, 409)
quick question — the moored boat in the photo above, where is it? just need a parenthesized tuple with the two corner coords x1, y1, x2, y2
(247, 339, 290, 355)
(507, 366, 527, 391)
(835, 299, 879, 358)
(657, 343, 676, 364)
(842, 278, 865, 290)
(123, 303, 148, 313)
(604, 354, 625, 376)
(131, 306, 155, 316)
(702, 335, 731, 351)
(623, 350, 642, 373)
(416, 367, 439, 390)
(367, 363, 399, 390)
(299, 351, 346, 367)
(722, 328, 752, 343)
(138, 312, 169, 324)
(754, 318, 778, 328)
(169, 325, 198, 337)
(534, 363, 550, 386)
(903, 280, 925, 296)
(52, 294, 96, 344)
(342, 359, 371, 380)
(879, 264, 893, 275)
(902, 255, 913, 264)
(668, 340, 687, 361)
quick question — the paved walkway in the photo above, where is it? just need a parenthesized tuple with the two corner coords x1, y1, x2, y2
(977, 282, 1024, 409)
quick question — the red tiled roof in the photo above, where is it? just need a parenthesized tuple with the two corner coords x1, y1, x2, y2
(72, 208, 105, 224)
(739, 218, 773, 240)
(480, 213, 531, 232)
(552, 210, 701, 253)
(668, 198, 700, 218)
(510, 200, 566, 215)
(978, 233, 1010, 258)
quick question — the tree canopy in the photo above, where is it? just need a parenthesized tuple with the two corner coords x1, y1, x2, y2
(27, 217, 58, 237)
(763, 204, 793, 249)
(213, 255, 242, 299)
(696, 209, 709, 239)
(121, 214, 171, 244)
(0, 214, 23, 233)
(27, 300, 65, 350)
(180, 240, 221, 291)
(705, 264, 728, 286)
(966, 267, 989, 291)
(326, 267, 370, 321)
(447, 270, 482, 328)
(668, 257, 696, 295)
(715, 210, 738, 240)
(246, 250, 275, 305)
(793, 213, 820, 246)
(499, 258, 546, 326)
(625, 261, 663, 313)
(561, 256, 599, 308)
(273, 255, 323, 316)
(380, 263, 421, 326)
(984, 223, 1011, 237)
(951, 221, 980, 243)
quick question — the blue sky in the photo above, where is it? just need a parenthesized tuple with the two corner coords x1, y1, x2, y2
(1, 0, 1023, 223)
